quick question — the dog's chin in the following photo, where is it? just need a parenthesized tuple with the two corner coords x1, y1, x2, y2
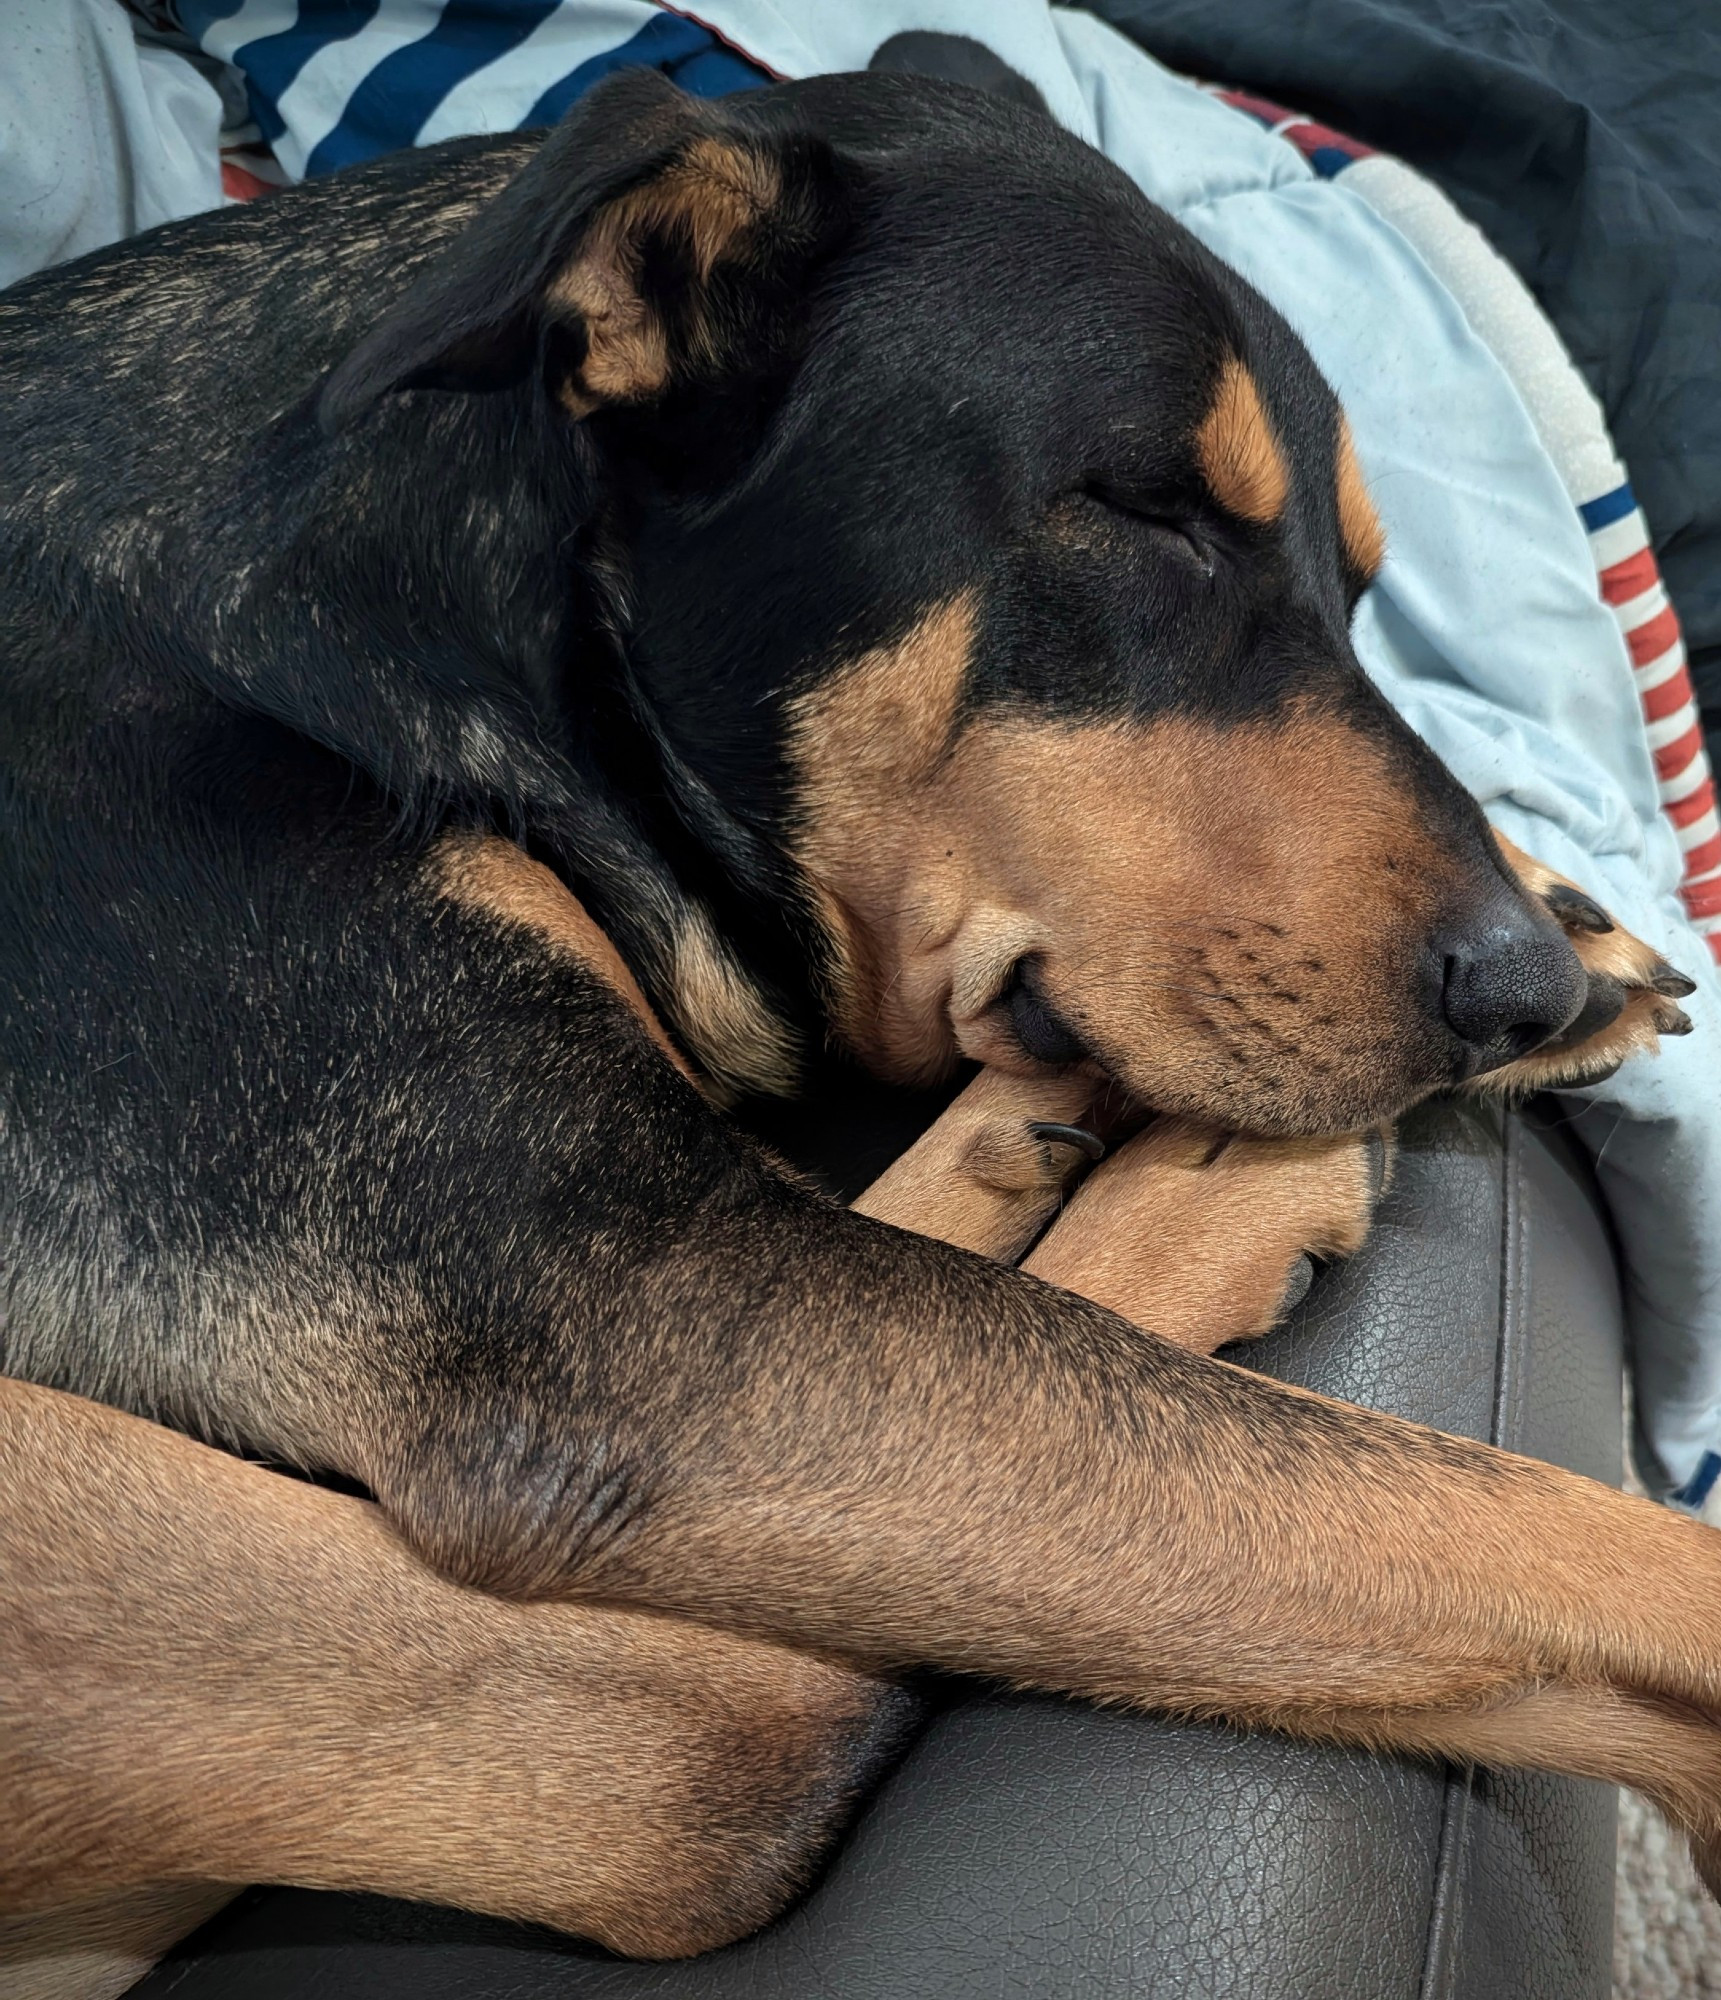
(1137, 1025, 1479, 1138)
(1124, 1084, 1410, 1143)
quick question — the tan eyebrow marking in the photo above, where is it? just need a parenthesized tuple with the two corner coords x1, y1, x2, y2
(1336, 415, 1386, 577)
(1196, 355, 1289, 525)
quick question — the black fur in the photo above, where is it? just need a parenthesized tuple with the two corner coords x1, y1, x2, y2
(1, 70, 1548, 1591)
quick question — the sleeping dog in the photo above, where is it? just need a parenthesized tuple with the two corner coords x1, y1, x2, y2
(0, 65, 1709, 1967)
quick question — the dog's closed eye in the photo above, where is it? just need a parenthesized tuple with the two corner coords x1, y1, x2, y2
(1077, 482, 1214, 576)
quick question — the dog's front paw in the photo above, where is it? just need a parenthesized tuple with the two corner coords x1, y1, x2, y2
(1021, 1117, 1392, 1354)
(1485, 833, 1696, 1092)
(852, 1067, 1105, 1261)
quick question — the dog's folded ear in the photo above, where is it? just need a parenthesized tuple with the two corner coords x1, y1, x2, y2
(319, 69, 847, 435)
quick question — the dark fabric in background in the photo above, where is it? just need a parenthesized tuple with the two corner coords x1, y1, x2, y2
(1084, 0, 1721, 760)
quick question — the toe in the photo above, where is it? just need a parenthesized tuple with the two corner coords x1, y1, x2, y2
(1651, 960, 1698, 999)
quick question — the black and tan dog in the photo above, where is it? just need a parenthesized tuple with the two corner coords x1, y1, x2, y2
(0, 64, 1710, 1976)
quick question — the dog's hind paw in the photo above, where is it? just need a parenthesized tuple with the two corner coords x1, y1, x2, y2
(1481, 833, 1696, 1094)
(1021, 1117, 1393, 1355)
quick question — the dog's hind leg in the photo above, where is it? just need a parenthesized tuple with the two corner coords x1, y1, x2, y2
(0, 1376, 912, 1960)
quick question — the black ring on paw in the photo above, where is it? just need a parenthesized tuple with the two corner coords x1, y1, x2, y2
(1027, 1121, 1106, 1162)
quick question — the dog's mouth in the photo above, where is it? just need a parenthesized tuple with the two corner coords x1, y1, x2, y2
(804, 753, 1696, 1132)
(949, 931, 1603, 1137)
(991, 957, 1094, 1069)
(945, 952, 1109, 1087)
(953, 904, 1696, 1135)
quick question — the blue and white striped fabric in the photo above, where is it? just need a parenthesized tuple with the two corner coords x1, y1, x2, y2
(173, 1, 768, 180)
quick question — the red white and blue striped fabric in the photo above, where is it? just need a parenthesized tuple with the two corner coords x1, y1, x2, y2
(1213, 83, 1721, 966)
(1584, 483, 1721, 955)
(1212, 87, 1376, 178)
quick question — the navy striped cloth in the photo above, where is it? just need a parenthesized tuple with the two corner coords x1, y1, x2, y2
(173, 1, 769, 181)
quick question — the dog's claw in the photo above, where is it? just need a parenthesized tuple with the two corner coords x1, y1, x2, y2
(1278, 1253, 1316, 1319)
(1028, 1121, 1107, 1162)
(1363, 1127, 1391, 1202)
(1653, 1002, 1695, 1036)
(1651, 961, 1699, 999)
(1543, 882, 1614, 933)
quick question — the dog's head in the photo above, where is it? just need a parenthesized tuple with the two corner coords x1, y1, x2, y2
(324, 68, 1618, 1134)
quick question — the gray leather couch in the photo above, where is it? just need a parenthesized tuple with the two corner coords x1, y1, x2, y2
(129, 1094, 1622, 2000)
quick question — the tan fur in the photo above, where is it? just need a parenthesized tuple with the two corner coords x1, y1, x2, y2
(790, 594, 975, 808)
(435, 831, 695, 1079)
(669, 904, 801, 1101)
(1335, 416, 1386, 577)
(1024, 1117, 1388, 1351)
(0, 1886, 234, 2000)
(19, 1072, 1721, 1970)
(0, 1377, 892, 1963)
(792, 656, 1457, 1134)
(13, 77, 1717, 1998)
(852, 1067, 1102, 1260)
(550, 136, 780, 410)
(1480, 830, 1692, 1092)
(433, 831, 795, 1101)
(1297, 1682, 1721, 1901)
(789, 592, 978, 1077)
(571, 1211, 1721, 1916)
(1197, 356, 1289, 524)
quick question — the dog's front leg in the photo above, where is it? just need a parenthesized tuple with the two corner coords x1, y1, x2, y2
(1020, 1116, 1391, 1352)
(1482, 830, 1697, 1087)
(851, 1068, 1387, 1354)
(375, 1160, 1721, 1899)
(242, 842, 1721, 1892)
(851, 1065, 1105, 1259)
(23, 821, 1721, 1920)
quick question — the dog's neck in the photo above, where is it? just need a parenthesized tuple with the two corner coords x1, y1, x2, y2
(256, 380, 823, 1093)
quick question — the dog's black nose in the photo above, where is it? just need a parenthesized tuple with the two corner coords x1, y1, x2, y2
(1440, 902, 1587, 1076)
